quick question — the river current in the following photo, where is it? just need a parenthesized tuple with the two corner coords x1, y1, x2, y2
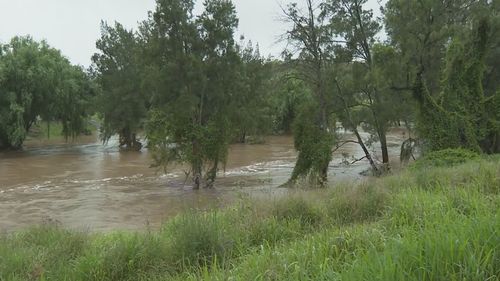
(0, 130, 407, 232)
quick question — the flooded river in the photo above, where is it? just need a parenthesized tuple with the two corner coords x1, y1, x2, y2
(0, 130, 407, 232)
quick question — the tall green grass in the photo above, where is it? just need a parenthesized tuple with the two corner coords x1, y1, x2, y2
(0, 157, 498, 280)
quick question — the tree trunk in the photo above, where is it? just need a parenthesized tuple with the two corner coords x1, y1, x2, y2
(353, 127, 380, 175)
(205, 158, 218, 189)
(319, 160, 328, 187)
(192, 139, 202, 190)
(379, 129, 389, 164)
(336, 80, 380, 175)
(239, 131, 246, 144)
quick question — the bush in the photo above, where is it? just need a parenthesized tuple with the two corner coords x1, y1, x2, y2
(411, 148, 480, 170)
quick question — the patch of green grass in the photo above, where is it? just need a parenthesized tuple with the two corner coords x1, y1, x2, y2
(327, 183, 389, 225)
(273, 195, 323, 226)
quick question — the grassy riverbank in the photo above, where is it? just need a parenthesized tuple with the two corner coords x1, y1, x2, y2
(1, 157, 499, 281)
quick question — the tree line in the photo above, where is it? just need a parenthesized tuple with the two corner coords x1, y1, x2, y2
(1, 0, 499, 188)
(0, 37, 96, 150)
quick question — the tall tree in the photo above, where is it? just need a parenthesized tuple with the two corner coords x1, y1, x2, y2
(282, 0, 336, 186)
(325, 0, 391, 172)
(385, 0, 500, 153)
(383, 0, 479, 152)
(93, 22, 147, 150)
(145, 0, 241, 189)
(233, 41, 273, 142)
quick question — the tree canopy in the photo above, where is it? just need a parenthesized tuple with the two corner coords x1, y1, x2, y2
(0, 36, 94, 150)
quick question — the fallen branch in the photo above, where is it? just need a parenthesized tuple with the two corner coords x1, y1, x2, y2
(332, 140, 360, 153)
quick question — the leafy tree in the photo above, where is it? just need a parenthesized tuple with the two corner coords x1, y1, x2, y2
(281, 0, 336, 186)
(324, 0, 390, 172)
(270, 69, 311, 134)
(385, 0, 500, 154)
(233, 41, 273, 142)
(92, 21, 147, 150)
(0, 36, 92, 150)
(384, 0, 477, 97)
(145, 0, 241, 189)
(418, 16, 499, 153)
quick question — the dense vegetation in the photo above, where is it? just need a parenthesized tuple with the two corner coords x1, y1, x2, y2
(1, 156, 498, 280)
(0, 37, 96, 150)
(1, 1, 500, 280)
(1, 0, 499, 188)
(90, 0, 500, 187)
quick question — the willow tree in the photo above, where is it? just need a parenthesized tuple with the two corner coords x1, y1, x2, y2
(0, 36, 93, 150)
(145, 0, 240, 189)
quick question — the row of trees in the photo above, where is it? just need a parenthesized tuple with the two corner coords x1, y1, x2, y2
(278, 0, 500, 185)
(2, 0, 498, 188)
(92, 0, 500, 188)
(92, 0, 281, 189)
(0, 37, 95, 150)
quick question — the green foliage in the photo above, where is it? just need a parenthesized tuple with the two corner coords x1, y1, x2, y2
(92, 22, 147, 150)
(232, 42, 274, 142)
(282, 1, 337, 184)
(385, 0, 500, 154)
(144, 0, 241, 188)
(274, 196, 323, 226)
(0, 36, 94, 150)
(417, 18, 491, 153)
(411, 148, 480, 170)
(269, 73, 311, 134)
(289, 100, 335, 186)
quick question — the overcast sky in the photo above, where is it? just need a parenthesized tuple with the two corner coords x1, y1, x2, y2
(0, 0, 384, 67)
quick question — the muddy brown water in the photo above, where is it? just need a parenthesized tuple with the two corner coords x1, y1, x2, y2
(0, 129, 408, 232)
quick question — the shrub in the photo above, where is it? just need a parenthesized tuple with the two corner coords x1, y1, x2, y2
(411, 148, 480, 170)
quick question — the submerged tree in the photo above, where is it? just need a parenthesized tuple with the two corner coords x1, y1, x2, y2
(282, 0, 336, 186)
(324, 0, 389, 173)
(145, 0, 241, 189)
(385, 0, 500, 153)
(92, 22, 148, 151)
